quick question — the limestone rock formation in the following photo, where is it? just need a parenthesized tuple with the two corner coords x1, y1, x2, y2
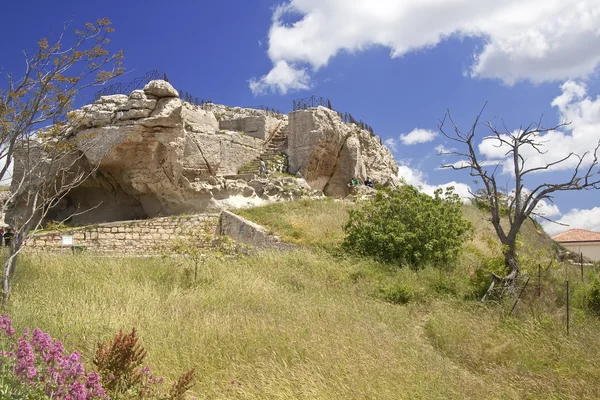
(9, 80, 398, 226)
(287, 106, 398, 196)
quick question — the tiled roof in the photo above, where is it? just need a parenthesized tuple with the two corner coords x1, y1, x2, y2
(552, 229, 600, 243)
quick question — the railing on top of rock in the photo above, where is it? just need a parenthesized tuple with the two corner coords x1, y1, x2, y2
(93, 70, 212, 108)
(94, 70, 166, 100)
(292, 95, 375, 135)
(178, 89, 212, 108)
(243, 105, 284, 117)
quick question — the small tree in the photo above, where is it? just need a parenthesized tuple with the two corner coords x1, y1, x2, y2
(343, 185, 472, 269)
(0, 18, 124, 306)
(439, 106, 600, 299)
(171, 223, 239, 283)
(171, 226, 215, 283)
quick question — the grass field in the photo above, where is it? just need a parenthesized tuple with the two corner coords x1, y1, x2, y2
(5, 199, 600, 399)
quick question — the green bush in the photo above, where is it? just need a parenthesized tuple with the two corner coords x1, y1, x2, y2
(584, 277, 600, 317)
(379, 283, 412, 304)
(429, 275, 458, 297)
(343, 185, 472, 269)
(467, 256, 506, 300)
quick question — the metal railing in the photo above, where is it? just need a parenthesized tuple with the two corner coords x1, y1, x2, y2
(292, 95, 332, 111)
(94, 70, 211, 108)
(94, 70, 167, 100)
(292, 95, 374, 134)
(178, 89, 212, 107)
(244, 105, 284, 116)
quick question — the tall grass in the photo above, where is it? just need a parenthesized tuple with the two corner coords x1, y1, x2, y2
(236, 198, 354, 250)
(4, 199, 600, 399)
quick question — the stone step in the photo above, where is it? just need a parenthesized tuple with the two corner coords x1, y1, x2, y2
(222, 173, 255, 181)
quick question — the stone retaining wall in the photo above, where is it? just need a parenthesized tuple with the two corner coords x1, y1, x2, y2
(27, 214, 220, 255)
(219, 211, 290, 249)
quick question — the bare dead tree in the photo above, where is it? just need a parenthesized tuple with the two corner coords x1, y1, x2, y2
(3, 133, 102, 305)
(0, 18, 124, 306)
(438, 104, 600, 300)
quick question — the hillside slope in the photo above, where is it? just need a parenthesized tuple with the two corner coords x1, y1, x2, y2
(5, 198, 600, 399)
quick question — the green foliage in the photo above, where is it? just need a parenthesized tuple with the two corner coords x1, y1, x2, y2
(584, 276, 600, 317)
(378, 282, 413, 304)
(467, 256, 507, 300)
(470, 188, 510, 216)
(42, 220, 68, 232)
(429, 274, 458, 297)
(170, 223, 243, 284)
(343, 185, 472, 269)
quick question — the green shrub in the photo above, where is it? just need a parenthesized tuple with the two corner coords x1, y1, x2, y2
(429, 275, 458, 297)
(378, 282, 413, 304)
(584, 277, 600, 317)
(343, 185, 472, 269)
(467, 256, 506, 300)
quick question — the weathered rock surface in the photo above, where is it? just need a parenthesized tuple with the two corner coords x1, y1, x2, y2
(143, 80, 179, 98)
(9, 81, 397, 226)
(287, 106, 398, 196)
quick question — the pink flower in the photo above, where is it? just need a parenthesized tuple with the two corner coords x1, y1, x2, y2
(15, 336, 37, 381)
(0, 314, 15, 336)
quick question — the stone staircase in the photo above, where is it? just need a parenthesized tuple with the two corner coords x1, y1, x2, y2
(239, 124, 288, 174)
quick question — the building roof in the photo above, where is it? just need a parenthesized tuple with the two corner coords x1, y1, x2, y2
(552, 229, 600, 243)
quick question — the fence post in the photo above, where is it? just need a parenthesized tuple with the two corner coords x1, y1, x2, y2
(538, 264, 541, 297)
(566, 280, 570, 336)
(580, 252, 584, 282)
(510, 277, 530, 316)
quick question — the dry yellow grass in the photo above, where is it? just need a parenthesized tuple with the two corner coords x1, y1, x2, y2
(4, 199, 599, 399)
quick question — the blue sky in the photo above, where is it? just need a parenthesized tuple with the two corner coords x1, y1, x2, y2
(1, 0, 599, 234)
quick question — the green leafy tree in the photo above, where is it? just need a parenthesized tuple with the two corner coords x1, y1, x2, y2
(343, 185, 472, 269)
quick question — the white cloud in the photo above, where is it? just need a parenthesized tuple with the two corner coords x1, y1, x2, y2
(435, 144, 455, 155)
(253, 0, 600, 93)
(397, 164, 472, 201)
(478, 80, 600, 174)
(542, 207, 600, 236)
(249, 60, 311, 95)
(384, 138, 398, 152)
(400, 129, 438, 145)
(532, 199, 561, 219)
(503, 187, 562, 218)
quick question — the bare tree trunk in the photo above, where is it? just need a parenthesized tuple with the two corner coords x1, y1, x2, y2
(2, 243, 21, 308)
(503, 249, 520, 280)
(481, 245, 520, 302)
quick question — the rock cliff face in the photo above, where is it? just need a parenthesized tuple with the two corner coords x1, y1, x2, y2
(287, 107, 398, 196)
(9, 80, 398, 225)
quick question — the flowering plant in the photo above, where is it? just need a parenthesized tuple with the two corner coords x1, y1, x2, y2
(0, 315, 195, 399)
(0, 314, 106, 399)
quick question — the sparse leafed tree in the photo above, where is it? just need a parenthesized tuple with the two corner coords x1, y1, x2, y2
(170, 224, 240, 283)
(0, 18, 124, 306)
(439, 105, 600, 300)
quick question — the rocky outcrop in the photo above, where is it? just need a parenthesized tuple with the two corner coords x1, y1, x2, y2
(54, 80, 271, 223)
(287, 106, 398, 196)
(9, 81, 397, 226)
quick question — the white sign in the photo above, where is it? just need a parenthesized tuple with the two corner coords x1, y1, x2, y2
(61, 235, 74, 246)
